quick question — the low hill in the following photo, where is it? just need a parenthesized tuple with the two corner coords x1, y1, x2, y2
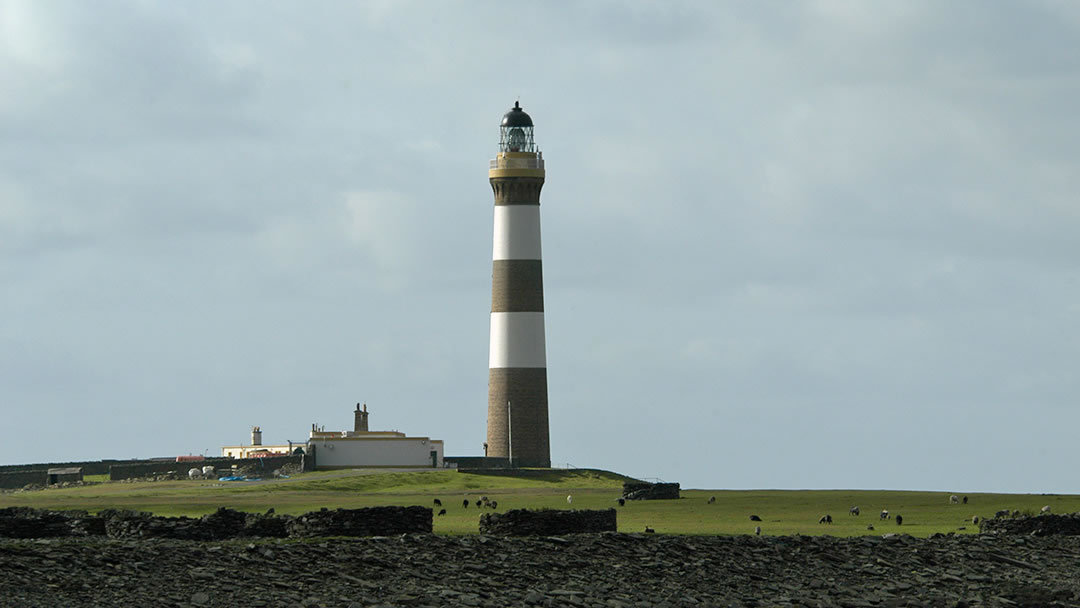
(2, 468, 1077, 537)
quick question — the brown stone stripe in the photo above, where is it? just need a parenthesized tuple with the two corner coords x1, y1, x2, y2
(490, 177, 544, 205)
(491, 260, 544, 312)
(487, 367, 550, 468)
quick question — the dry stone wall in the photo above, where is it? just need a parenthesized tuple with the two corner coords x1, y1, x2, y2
(980, 512, 1080, 536)
(622, 481, 680, 500)
(0, 471, 48, 490)
(108, 455, 302, 481)
(0, 506, 431, 540)
(288, 507, 432, 537)
(478, 508, 617, 535)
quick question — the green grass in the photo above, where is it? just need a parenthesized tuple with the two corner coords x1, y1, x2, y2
(2, 469, 1077, 537)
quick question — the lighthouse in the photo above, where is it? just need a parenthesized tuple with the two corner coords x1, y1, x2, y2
(486, 101, 551, 468)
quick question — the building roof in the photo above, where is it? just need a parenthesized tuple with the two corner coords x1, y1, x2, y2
(47, 467, 82, 475)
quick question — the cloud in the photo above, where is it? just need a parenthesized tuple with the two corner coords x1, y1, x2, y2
(342, 190, 420, 288)
(1, 2, 1079, 491)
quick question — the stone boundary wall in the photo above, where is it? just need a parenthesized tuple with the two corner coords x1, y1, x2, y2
(0, 471, 48, 490)
(0, 506, 431, 540)
(479, 509, 617, 535)
(288, 507, 432, 537)
(980, 513, 1080, 536)
(622, 482, 680, 500)
(444, 456, 512, 470)
(0, 460, 119, 475)
(108, 455, 302, 481)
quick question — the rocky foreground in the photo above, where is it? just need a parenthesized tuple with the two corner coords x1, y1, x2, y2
(3, 532, 1080, 608)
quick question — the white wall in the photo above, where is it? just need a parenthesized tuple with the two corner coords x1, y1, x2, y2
(312, 438, 444, 468)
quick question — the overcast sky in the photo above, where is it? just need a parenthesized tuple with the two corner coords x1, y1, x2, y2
(2, 1, 1078, 492)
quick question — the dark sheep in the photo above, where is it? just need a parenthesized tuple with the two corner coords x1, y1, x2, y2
(644, 526, 655, 534)
(866, 524, 875, 531)
(818, 515, 832, 525)
(489, 500, 498, 509)
(849, 506, 860, 516)
(754, 526, 761, 536)
(437, 509, 446, 516)
(707, 496, 716, 504)
(617, 498, 625, 507)
(963, 496, 968, 504)
(433, 498, 442, 507)
(749, 515, 762, 522)
(463, 499, 469, 508)
(896, 515, 903, 526)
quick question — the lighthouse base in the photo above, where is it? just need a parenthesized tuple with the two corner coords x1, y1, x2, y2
(486, 367, 551, 468)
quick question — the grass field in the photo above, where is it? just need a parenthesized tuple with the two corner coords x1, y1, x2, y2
(2, 468, 1076, 537)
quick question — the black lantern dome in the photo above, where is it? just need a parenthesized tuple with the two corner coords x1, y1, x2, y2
(499, 101, 537, 153)
(501, 101, 533, 127)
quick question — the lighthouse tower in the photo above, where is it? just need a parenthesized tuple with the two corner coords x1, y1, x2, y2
(486, 101, 550, 468)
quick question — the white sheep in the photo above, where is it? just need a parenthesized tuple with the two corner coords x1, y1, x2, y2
(949, 495, 959, 504)
(1041, 505, 1051, 514)
(201, 465, 215, 477)
(566, 495, 573, 504)
(187, 468, 202, 479)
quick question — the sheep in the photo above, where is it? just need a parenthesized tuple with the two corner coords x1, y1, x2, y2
(754, 526, 761, 536)
(962, 496, 968, 505)
(949, 495, 959, 505)
(707, 496, 716, 504)
(202, 465, 215, 477)
(644, 526, 655, 534)
(896, 515, 903, 526)
(617, 498, 626, 507)
(818, 514, 832, 525)
(490, 500, 498, 509)
(567, 495, 573, 504)
(463, 499, 470, 509)
(972, 516, 980, 525)
(880, 510, 890, 520)
(994, 509, 1010, 518)
(866, 524, 875, 531)
(437, 509, 446, 516)
(749, 515, 762, 522)
(1041, 505, 1052, 514)
(849, 506, 860, 516)
(433, 498, 442, 507)
(188, 468, 202, 479)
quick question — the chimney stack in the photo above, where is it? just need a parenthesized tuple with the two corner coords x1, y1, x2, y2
(354, 403, 369, 432)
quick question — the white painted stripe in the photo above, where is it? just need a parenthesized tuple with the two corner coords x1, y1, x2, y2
(493, 205, 542, 261)
(489, 312, 547, 368)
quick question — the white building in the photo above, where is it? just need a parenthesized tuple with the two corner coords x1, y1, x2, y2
(309, 429, 444, 469)
(222, 405, 444, 469)
(221, 425, 295, 459)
